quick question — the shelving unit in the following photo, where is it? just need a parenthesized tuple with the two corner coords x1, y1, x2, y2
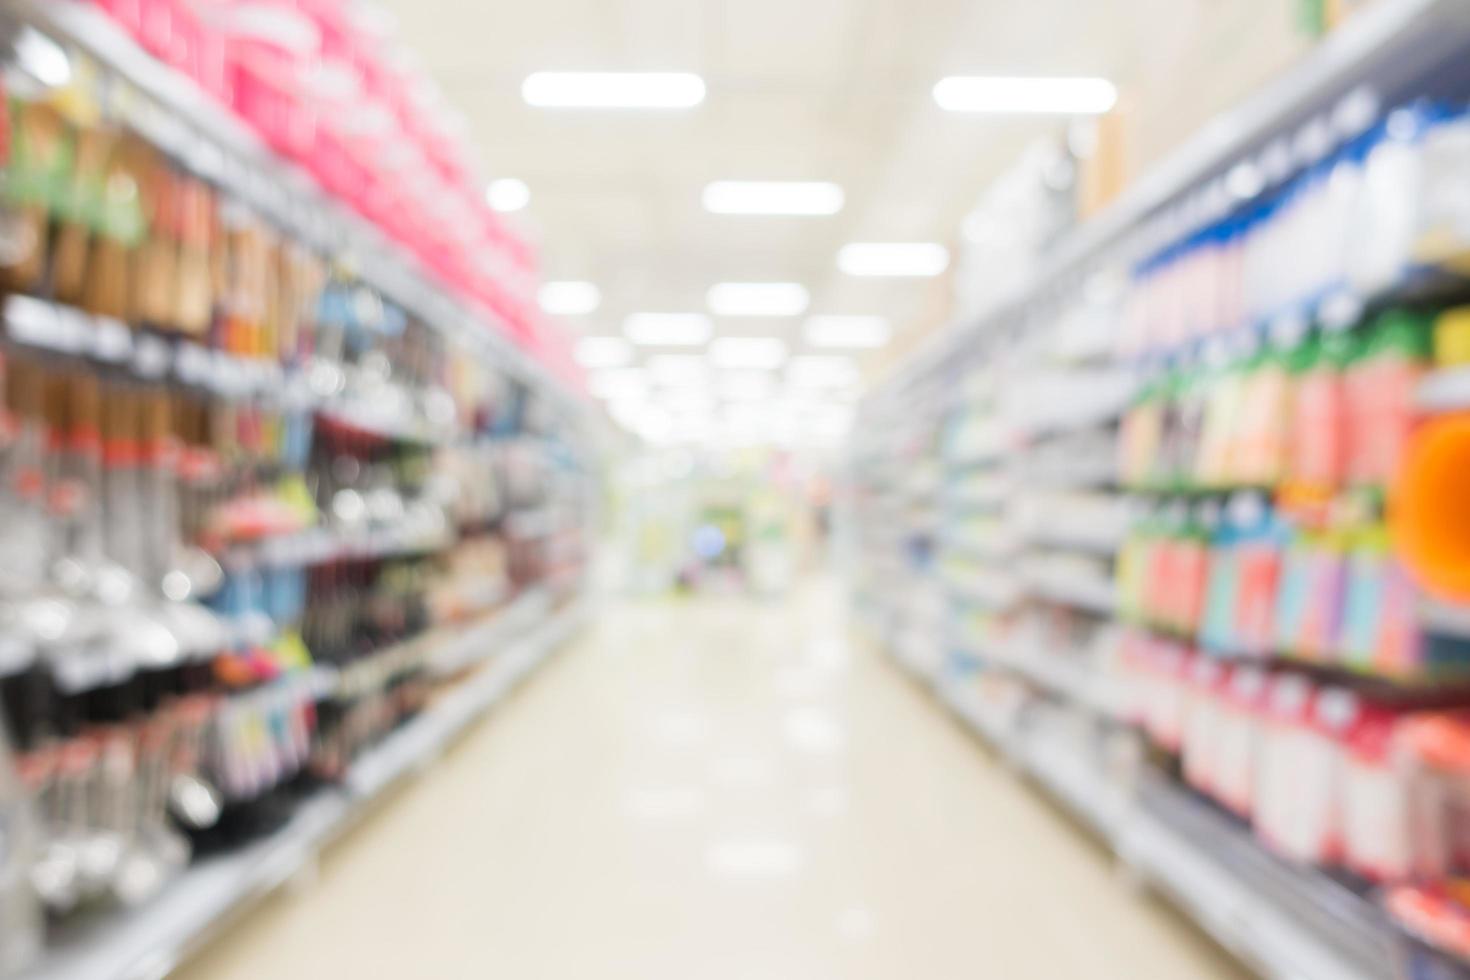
(0, 3, 604, 975)
(0, 0, 585, 422)
(25, 595, 589, 980)
(850, 0, 1470, 976)
(915, 659, 1394, 980)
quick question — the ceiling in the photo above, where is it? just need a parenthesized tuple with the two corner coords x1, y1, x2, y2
(375, 0, 1306, 444)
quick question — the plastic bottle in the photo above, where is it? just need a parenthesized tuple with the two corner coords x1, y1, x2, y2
(1344, 310, 1432, 489)
(1288, 331, 1352, 491)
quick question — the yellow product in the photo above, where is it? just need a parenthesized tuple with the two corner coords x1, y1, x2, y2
(1433, 307, 1470, 368)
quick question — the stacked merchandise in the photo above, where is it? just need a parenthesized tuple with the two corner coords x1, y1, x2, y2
(0, 10, 593, 978)
(1114, 93, 1470, 973)
(853, 3, 1470, 976)
(61, 0, 547, 355)
(848, 385, 944, 678)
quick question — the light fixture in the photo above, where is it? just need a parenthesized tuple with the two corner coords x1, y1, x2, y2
(837, 242, 949, 278)
(718, 371, 776, 401)
(539, 281, 601, 316)
(15, 28, 71, 88)
(624, 313, 713, 347)
(589, 367, 646, 399)
(708, 337, 788, 370)
(702, 181, 844, 216)
(646, 354, 709, 384)
(486, 178, 529, 212)
(522, 72, 706, 109)
(660, 388, 715, 412)
(789, 355, 861, 387)
(706, 282, 809, 318)
(575, 336, 634, 368)
(803, 315, 891, 349)
(932, 76, 1117, 115)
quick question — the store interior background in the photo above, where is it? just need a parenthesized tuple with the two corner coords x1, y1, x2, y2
(477, 0, 1316, 597)
(6, 0, 1470, 978)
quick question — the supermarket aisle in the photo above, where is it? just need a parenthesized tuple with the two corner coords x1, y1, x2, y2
(178, 580, 1246, 980)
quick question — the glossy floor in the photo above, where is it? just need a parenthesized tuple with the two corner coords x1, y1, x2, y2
(178, 580, 1247, 980)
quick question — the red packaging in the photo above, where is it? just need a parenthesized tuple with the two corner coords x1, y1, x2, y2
(1343, 704, 1413, 882)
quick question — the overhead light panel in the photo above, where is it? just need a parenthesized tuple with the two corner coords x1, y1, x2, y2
(837, 242, 949, 278)
(575, 337, 634, 369)
(589, 367, 647, 399)
(709, 337, 788, 370)
(933, 76, 1117, 115)
(789, 355, 861, 388)
(539, 281, 601, 316)
(702, 181, 844, 216)
(625, 313, 713, 347)
(707, 282, 810, 318)
(15, 28, 71, 88)
(522, 72, 706, 109)
(718, 371, 776, 402)
(803, 315, 891, 349)
(486, 178, 530, 212)
(646, 354, 709, 384)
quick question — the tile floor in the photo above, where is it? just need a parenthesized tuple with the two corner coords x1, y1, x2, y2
(176, 580, 1248, 980)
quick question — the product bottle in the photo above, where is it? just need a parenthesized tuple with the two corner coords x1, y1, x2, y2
(1344, 310, 1432, 489)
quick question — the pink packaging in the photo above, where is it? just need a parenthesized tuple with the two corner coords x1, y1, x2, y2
(219, 5, 322, 158)
(1268, 684, 1355, 866)
(1183, 657, 1228, 795)
(1255, 675, 1313, 853)
(1118, 629, 1150, 727)
(1216, 666, 1268, 818)
(1145, 640, 1188, 752)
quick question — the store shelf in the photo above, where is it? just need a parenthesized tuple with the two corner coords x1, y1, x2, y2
(928, 665, 1395, 980)
(23, 597, 590, 980)
(989, 644, 1121, 718)
(222, 523, 456, 570)
(2, 0, 573, 413)
(1118, 775, 1397, 980)
(1420, 595, 1470, 640)
(883, 0, 1470, 399)
(1018, 720, 1126, 839)
(1025, 574, 1117, 617)
(1024, 526, 1126, 557)
(936, 680, 1121, 838)
(1416, 366, 1470, 414)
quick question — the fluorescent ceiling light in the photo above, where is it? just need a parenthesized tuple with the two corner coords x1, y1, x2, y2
(933, 76, 1117, 115)
(646, 354, 708, 384)
(719, 371, 776, 401)
(702, 181, 844, 216)
(707, 282, 810, 318)
(589, 367, 646, 398)
(789, 355, 861, 388)
(522, 72, 705, 109)
(486, 178, 530, 212)
(708, 337, 788, 370)
(539, 281, 601, 316)
(625, 313, 713, 347)
(837, 243, 949, 277)
(15, 28, 71, 88)
(803, 315, 891, 349)
(575, 336, 634, 368)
